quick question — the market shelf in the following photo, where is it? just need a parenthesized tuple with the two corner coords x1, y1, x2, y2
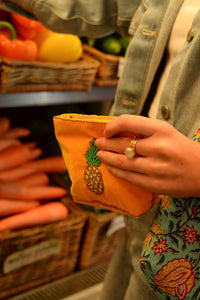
(7, 262, 109, 300)
(0, 86, 116, 108)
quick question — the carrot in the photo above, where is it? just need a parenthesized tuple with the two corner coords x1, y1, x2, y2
(24, 146, 42, 160)
(0, 137, 21, 152)
(0, 166, 36, 181)
(0, 198, 40, 217)
(0, 156, 65, 181)
(0, 144, 42, 171)
(0, 201, 69, 231)
(16, 172, 50, 186)
(2, 127, 30, 139)
(23, 141, 38, 149)
(0, 180, 67, 200)
(0, 117, 10, 136)
(22, 156, 67, 173)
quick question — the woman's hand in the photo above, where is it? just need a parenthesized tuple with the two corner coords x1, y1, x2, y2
(95, 114, 200, 197)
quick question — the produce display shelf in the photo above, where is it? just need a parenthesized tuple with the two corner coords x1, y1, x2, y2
(0, 85, 116, 108)
(7, 262, 109, 300)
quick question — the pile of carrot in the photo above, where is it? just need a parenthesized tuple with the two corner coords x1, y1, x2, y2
(0, 116, 69, 232)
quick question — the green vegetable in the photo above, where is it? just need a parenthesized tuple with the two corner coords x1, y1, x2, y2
(100, 37, 122, 55)
(84, 33, 130, 56)
(87, 37, 96, 47)
(119, 36, 131, 54)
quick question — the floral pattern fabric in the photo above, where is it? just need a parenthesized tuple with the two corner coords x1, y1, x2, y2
(140, 129, 200, 300)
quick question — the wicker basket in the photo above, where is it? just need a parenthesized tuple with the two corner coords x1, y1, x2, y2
(0, 196, 87, 299)
(83, 44, 123, 87)
(78, 210, 125, 270)
(0, 54, 100, 94)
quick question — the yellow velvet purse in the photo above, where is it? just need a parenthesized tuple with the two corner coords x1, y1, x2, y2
(53, 113, 159, 218)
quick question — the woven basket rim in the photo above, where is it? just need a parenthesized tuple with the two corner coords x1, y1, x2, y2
(0, 53, 100, 69)
(83, 44, 122, 62)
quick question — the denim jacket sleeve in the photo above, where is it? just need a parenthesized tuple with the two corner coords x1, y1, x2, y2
(1, 0, 141, 37)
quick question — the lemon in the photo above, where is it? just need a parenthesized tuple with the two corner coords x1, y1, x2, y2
(38, 33, 83, 63)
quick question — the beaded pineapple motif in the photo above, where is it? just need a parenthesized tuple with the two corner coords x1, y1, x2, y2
(84, 139, 104, 194)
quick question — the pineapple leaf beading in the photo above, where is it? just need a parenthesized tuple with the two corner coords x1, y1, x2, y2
(85, 138, 101, 167)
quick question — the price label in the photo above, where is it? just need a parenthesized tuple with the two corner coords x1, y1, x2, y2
(3, 239, 62, 274)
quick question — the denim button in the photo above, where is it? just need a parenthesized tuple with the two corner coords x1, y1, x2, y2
(186, 28, 194, 42)
(161, 105, 170, 120)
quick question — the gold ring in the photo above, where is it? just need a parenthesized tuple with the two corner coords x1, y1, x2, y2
(124, 138, 138, 159)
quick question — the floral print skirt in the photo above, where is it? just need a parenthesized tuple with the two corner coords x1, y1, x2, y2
(140, 130, 200, 300)
(140, 195, 200, 300)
